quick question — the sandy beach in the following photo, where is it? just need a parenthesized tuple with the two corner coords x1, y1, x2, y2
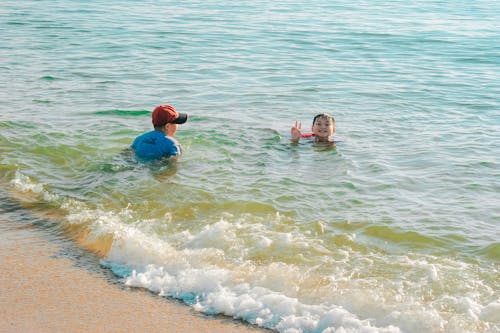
(0, 219, 264, 333)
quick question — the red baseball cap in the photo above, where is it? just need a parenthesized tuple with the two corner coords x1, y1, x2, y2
(152, 104, 188, 127)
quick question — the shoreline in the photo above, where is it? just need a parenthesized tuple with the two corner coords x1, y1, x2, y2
(0, 219, 264, 333)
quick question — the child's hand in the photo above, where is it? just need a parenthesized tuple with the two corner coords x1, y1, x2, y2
(291, 120, 302, 142)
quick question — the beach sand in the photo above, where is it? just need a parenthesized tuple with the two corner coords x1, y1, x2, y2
(0, 220, 264, 333)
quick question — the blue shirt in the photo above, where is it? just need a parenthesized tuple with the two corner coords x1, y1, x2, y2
(131, 130, 181, 160)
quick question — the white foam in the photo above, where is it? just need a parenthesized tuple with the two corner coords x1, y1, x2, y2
(9, 171, 497, 332)
(11, 170, 59, 202)
(125, 263, 401, 333)
(479, 301, 500, 323)
(184, 220, 238, 249)
(100, 220, 402, 333)
(77, 212, 497, 333)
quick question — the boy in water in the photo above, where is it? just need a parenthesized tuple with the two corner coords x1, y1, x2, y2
(290, 112, 336, 145)
(131, 104, 189, 161)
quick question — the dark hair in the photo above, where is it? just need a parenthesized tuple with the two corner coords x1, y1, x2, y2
(313, 113, 335, 126)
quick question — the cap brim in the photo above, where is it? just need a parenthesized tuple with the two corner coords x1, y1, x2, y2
(173, 113, 188, 124)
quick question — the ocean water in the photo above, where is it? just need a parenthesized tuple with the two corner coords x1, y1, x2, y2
(1, 1, 499, 332)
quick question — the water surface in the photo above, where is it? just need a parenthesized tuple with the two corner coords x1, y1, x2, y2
(1, 1, 499, 332)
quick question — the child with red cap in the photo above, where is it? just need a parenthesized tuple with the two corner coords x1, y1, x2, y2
(131, 104, 189, 161)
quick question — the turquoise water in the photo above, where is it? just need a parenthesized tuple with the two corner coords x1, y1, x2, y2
(1, 1, 499, 332)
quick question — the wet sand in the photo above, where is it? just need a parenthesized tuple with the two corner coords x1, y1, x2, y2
(0, 220, 264, 333)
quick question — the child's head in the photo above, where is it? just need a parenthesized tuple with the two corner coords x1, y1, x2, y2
(152, 104, 189, 136)
(312, 113, 335, 140)
(152, 104, 188, 127)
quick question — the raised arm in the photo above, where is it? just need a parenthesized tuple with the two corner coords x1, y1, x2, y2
(290, 120, 302, 143)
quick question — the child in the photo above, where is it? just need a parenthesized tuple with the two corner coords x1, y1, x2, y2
(131, 104, 189, 161)
(290, 112, 336, 145)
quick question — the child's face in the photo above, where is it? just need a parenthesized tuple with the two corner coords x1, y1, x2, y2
(166, 123, 178, 136)
(312, 117, 335, 139)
